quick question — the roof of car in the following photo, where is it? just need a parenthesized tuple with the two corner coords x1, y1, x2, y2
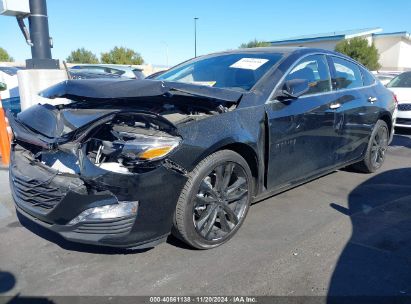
(202, 47, 341, 57)
(209, 47, 303, 55)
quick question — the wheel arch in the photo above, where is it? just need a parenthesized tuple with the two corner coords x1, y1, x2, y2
(379, 111, 393, 136)
(192, 141, 260, 196)
(220, 142, 259, 181)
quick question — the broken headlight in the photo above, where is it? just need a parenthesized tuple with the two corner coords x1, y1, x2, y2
(117, 133, 181, 162)
(88, 131, 181, 174)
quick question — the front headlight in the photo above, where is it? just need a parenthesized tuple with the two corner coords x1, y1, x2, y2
(69, 201, 139, 225)
(120, 133, 181, 162)
(87, 128, 182, 174)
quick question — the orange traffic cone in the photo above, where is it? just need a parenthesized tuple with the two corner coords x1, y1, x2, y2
(0, 97, 11, 166)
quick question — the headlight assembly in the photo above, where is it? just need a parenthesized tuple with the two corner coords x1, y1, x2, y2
(87, 130, 181, 174)
(119, 133, 181, 162)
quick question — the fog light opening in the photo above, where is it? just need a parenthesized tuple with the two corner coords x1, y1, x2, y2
(68, 201, 139, 225)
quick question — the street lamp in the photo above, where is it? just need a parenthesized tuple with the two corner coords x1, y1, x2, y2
(194, 17, 199, 57)
(0, 0, 59, 69)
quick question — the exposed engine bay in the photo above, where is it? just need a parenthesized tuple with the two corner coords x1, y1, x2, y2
(15, 110, 182, 176)
(83, 112, 183, 175)
(13, 100, 231, 176)
(9, 79, 242, 176)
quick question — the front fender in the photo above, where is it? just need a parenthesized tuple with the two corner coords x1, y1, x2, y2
(170, 106, 265, 173)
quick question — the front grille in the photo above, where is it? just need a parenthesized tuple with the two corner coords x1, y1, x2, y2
(396, 118, 411, 126)
(398, 104, 411, 111)
(11, 172, 65, 211)
(73, 217, 135, 235)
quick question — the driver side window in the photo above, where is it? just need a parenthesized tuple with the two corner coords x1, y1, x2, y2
(285, 55, 332, 96)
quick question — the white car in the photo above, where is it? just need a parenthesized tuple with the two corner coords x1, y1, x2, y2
(387, 71, 411, 128)
(375, 73, 396, 86)
(0, 66, 21, 114)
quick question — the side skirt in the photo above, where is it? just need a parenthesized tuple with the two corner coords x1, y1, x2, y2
(252, 156, 364, 204)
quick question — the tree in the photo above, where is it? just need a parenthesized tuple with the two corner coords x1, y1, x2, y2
(0, 47, 14, 62)
(66, 48, 99, 64)
(239, 39, 271, 49)
(335, 37, 381, 70)
(101, 47, 144, 65)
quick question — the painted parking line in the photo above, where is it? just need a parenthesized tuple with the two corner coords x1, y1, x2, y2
(0, 202, 11, 220)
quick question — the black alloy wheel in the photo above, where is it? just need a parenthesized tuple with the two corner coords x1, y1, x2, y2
(173, 150, 252, 249)
(370, 124, 388, 169)
(193, 162, 249, 241)
(351, 119, 389, 173)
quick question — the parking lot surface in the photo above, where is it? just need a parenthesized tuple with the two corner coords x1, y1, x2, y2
(0, 131, 410, 297)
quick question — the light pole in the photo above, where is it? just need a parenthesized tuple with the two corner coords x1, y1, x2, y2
(1, 0, 59, 69)
(194, 17, 199, 57)
(26, 0, 59, 69)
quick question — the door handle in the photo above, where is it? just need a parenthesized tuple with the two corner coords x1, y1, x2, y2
(368, 96, 378, 103)
(329, 103, 342, 110)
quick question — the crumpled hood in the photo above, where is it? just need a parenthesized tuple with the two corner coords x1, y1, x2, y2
(40, 79, 244, 104)
(9, 105, 177, 148)
(10, 79, 243, 148)
(15, 104, 118, 139)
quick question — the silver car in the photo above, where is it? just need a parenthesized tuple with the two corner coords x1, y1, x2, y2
(70, 64, 145, 80)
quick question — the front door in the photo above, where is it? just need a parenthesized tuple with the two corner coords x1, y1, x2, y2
(265, 54, 341, 189)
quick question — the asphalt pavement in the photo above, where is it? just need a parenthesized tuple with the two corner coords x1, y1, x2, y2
(0, 130, 410, 297)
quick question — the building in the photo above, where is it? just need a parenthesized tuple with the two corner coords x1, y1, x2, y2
(269, 27, 411, 71)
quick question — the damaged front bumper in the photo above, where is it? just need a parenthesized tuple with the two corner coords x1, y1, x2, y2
(7, 77, 235, 249)
(10, 146, 187, 249)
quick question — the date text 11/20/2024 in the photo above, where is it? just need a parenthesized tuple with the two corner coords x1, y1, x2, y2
(149, 296, 258, 303)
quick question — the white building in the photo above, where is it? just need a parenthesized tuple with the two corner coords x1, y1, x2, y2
(269, 27, 411, 71)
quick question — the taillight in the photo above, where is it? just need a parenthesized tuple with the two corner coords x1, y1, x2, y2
(393, 93, 398, 107)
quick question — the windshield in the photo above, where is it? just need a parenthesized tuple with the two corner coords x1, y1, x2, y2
(156, 53, 283, 91)
(387, 73, 411, 88)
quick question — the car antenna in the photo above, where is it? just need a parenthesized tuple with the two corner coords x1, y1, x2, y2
(63, 61, 73, 80)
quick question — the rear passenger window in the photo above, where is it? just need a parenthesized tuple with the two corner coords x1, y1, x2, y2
(285, 55, 331, 96)
(331, 57, 363, 89)
(361, 68, 376, 86)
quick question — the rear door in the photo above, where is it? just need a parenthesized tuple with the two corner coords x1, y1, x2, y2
(327, 56, 379, 164)
(265, 54, 342, 189)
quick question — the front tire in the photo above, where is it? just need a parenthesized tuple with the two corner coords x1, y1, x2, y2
(352, 120, 389, 173)
(173, 150, 253, 249)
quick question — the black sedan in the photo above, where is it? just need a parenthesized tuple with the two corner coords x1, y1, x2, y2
(8, 47, 396, 250)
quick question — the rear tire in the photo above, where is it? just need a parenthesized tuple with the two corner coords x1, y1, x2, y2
(351, 120, 389, 173)
(173, 150, 253, 250)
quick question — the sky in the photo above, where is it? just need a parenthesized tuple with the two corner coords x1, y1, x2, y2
(1, 0, 410, 66)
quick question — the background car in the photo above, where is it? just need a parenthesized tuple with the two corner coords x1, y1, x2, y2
(69, 68, 123, 80)
(9, 48, 396, 250)
(374, 73, 396, 86)
(387, 71, 411, 128)
(70, 64, 145, 80)
(0, 66, 22, 114)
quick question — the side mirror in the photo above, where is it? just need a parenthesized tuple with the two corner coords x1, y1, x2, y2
(278, 79, 309, 100)
(0, 82, 7, 92)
